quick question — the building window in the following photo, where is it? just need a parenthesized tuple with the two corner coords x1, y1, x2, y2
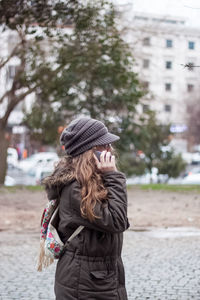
(187, 84, 194, 92)
(166, 39, 173, 48)
(142, 81, 149, 90)
(188, 41, 195, 50)
(143, 37, 150, 46)
(165, 83, 172, 91)
(165, 105, 171, 112)
(166, 61, 172, 69)
(143, 104, 150, 112)
(7, 65, 16, 79)
(143, 59, 150, 68)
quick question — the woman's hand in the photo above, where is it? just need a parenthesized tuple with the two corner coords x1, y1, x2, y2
(94, 150, 117, 173)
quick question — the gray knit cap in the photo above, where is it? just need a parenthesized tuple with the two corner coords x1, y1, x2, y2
(60, 117, 120, 157)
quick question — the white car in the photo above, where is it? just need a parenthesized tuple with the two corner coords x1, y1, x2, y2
(18, 152, 59, 173)
(27, 166, 54, 185)
(126, 168, 159, 185)
(181, 174, 200, 185)
(7, 147, 19, 168)
(181, 167, 200, 184)
(5, 175, 16, 186)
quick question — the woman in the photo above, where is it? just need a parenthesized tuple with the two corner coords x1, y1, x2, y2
(44, 117, 129, 300)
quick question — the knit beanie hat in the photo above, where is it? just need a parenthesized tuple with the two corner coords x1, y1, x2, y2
(60, 117, 120, 157)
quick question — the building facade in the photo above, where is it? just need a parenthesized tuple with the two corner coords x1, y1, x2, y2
(118, 6, 200, 151)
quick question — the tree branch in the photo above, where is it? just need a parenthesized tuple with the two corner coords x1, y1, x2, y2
(0, 61, 65, 128)
(0, 85, 38, 128)
(0, 61, 25, 105)
(0, 90, 11, 105)
(0, 42, 21, 70)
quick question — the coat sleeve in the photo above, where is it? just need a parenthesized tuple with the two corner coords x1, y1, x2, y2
(69, 171, 130, 233)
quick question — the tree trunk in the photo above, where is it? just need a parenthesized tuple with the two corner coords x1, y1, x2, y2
(0, 128, 9, 185)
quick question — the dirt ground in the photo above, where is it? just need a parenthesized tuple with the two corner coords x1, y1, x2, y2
(0, 187, 200, 232)
(127, 188, 200, 229)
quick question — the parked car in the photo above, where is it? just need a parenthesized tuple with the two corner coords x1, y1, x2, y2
(27, 166, 53, 185)
(18, 152, 59, 173)
(126, 168, 159, 185)
(5, 175, 16, 186)
(181, 167, 200, 184)
(7, 147, 19, 168)
(181, 173, 200, 185)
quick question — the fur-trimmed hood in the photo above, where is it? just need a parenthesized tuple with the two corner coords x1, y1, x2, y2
(44, 173, 76, 201)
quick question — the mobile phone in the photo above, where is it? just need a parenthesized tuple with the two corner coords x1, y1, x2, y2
(94, 151, 102, 162)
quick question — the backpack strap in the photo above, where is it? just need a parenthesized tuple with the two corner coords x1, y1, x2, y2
(67, 225, 85, 242)
(62, 225, 84, 252)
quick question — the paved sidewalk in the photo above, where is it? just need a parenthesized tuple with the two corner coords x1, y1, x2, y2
(0, 229, 200, 300)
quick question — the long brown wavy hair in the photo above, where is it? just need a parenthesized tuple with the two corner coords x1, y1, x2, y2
(43, 147, 114, 222)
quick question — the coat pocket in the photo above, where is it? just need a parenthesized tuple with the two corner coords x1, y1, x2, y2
(79, 260, 117, 292)
(90, 270, 115, 280)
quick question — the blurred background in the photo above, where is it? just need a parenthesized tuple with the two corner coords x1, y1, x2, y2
(1, 2, 200, 299)
(1, 0, 200, 186)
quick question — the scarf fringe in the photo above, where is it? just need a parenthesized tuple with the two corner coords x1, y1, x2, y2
(37, 239, 54, 272)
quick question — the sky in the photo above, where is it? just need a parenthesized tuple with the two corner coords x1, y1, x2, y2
(115, 0, 200, 27)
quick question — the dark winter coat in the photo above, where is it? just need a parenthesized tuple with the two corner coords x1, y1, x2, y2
(46, 171, 129, 300)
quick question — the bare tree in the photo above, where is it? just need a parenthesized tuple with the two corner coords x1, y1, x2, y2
(0, 0, 76, 183)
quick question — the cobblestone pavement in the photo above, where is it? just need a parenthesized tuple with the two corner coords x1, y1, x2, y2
(0, 229, 200, 300)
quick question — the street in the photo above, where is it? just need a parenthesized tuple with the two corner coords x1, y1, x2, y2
(1, 229, 200, 300)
